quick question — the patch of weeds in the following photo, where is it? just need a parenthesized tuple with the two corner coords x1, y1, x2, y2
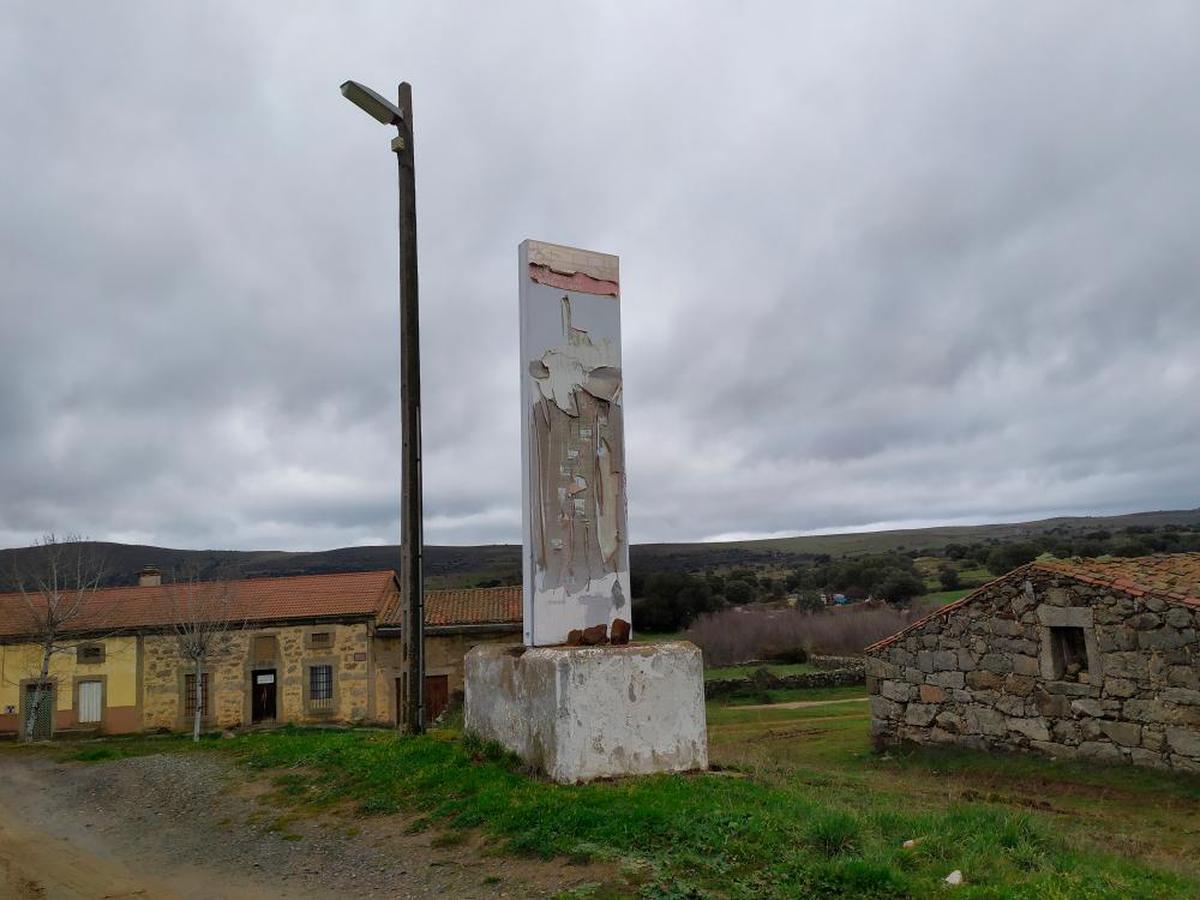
(404, 815, 432, 834)
(357, 796, 399, 815)
(481, 875, 501, 886)
(70, 747, 121, 762)
(344, 826, 361, 838)
(804, 810, 861, 858)
(272, 773, 310, 797)
(431, 830, 467, 848)
(461, 731, 522, 768)
(266, 814, 303, 842)
(801, 858, 909, 899)
(557, 882, 603, 898)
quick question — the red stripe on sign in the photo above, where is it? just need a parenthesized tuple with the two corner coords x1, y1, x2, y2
(529, 263, 618, 296)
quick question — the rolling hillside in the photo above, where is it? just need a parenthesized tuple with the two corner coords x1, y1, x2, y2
(2, 507, 1198, 591)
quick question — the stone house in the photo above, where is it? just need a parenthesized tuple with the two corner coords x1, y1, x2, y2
(0, 569, 520, 737)
(866, 553, 1200, 772)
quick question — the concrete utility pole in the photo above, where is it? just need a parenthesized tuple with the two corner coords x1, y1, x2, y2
(340, 79, 424, 733)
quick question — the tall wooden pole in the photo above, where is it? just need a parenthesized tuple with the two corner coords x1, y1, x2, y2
(393, 82, 424, 734)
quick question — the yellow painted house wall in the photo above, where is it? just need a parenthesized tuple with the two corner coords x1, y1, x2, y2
(0, 636, 140, 734)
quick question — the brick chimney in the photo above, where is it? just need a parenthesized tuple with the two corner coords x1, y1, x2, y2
(138, 565, 162, 587)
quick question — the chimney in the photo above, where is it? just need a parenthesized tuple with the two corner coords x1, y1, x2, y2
(138, 565, 162, 587)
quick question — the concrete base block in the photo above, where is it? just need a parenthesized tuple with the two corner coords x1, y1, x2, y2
(464, 641, 708, 783)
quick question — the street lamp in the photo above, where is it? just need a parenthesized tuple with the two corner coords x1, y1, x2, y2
(341, 80, 425, 734)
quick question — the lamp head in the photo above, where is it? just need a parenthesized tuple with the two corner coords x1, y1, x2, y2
(340, 80, 404, 126)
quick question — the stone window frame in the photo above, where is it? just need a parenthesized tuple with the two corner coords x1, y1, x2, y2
(305, 627, 335, 651)
(303, 658, 339, 717)
(1036, 605, 1103, 684)
(72, 674, 107, 728)
(76, 642, 106, 665)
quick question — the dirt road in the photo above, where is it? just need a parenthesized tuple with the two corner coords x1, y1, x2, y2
(0, 750, 606, 899)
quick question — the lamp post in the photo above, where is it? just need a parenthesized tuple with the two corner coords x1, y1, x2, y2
(340, 79, 424, 734)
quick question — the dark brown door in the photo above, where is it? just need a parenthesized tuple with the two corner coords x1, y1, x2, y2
(252, 670, 277, 723)
(425, 675, 449, 722)
(395, 676, 405, 727)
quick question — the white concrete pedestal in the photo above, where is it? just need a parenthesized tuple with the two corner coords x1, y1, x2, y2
(464, 641, 708, 783)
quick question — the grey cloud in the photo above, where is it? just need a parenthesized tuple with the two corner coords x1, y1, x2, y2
(1, 2, 1197, 551)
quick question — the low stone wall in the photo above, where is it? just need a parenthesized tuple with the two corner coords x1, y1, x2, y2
(867, 568, 1200, 772)
(705, 661, 865, 699)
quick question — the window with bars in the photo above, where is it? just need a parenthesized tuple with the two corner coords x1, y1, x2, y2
(309, 631, 332, 649)
(184, 673, 211, 719)
(309, 665, 333, 710)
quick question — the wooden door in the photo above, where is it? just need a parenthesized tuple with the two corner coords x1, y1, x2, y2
(252, 670, 277, 723)
(24, 683, 53, 740)
(425, 675, 449, 722)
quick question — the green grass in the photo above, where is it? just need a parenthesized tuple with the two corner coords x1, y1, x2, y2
(919, 588, 973, 606)
(704, 662, 819, 681)
(13, 688, 1199, 898)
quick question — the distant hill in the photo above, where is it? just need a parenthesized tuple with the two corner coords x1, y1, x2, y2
(2, 507, 1198, 591)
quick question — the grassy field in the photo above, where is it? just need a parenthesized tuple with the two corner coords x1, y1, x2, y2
(16, 686, 1200, 899)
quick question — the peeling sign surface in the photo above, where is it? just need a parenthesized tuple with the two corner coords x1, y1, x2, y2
(520, 240, 630, 646)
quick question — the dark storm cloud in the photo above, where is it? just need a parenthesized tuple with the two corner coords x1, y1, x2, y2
(1, 2, 1197, 551)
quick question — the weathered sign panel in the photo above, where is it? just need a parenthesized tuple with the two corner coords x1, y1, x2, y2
(519, 240, 630, 646)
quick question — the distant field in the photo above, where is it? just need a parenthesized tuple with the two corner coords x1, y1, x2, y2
(920, 588, 973, 606)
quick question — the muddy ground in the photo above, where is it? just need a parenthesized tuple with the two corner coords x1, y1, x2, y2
(0, 751, 610, 899)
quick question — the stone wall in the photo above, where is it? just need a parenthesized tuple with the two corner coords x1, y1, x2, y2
(705, 665, 865, 699)
(373, 627, 522, 725)
(867, 569, 1200, 772)
(143, 622, 373, 731)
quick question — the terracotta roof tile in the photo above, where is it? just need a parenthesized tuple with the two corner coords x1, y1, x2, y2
(866, 552, 1200, 654)
(1035, 554, 1200, 606)
(381, 585, 522, 628)
(0, 570, 397, 639)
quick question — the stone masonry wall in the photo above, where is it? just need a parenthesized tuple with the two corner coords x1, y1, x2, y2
(143, 622, 373, 731)
(867, 569, 1200, 772)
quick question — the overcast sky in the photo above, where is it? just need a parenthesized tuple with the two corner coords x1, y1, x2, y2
(2, 3, 1198, 551)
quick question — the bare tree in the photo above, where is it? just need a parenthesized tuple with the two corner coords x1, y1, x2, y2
(168, 571, 243, 742)
(11, 534, 106, 742)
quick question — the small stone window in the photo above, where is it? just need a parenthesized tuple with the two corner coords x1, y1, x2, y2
(76, 643, 105, 664)
(309, 631, 332, 650)
(1050, 626, 1089, 681)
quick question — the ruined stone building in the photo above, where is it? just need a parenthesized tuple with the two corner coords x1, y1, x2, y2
(866, 554, 1200, 771)
(0, 570, 519, 738)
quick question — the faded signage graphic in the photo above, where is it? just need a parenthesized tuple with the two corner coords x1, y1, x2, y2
(519, 240, 630, 646)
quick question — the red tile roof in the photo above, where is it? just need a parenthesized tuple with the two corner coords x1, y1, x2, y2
(382, 585, 522, 628)
(0, 570, 397, 640)
(1035, 554, 1200, 606)
(866, 552, 1200, 654)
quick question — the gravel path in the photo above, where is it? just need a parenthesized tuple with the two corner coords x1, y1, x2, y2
(0, 749, 609, 899)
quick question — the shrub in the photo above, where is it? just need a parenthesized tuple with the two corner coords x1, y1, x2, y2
(684, 604, 913, 665)
(938, 566, 960, 590)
